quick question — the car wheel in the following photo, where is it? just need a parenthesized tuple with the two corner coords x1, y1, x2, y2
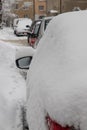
(15, 31, 19, 36)
(14, 30, 16, 34)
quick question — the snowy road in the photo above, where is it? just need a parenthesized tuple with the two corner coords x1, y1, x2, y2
(0, 27, 28, 46)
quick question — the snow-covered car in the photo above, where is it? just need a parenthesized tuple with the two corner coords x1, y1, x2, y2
(26, 10, 87, 130)
(13, 18, 26, 31)
(14, 18, 32, 36)
(0, 42, 26, 130)
(15, 10, 87, 130)
(13, 18, 19, 30)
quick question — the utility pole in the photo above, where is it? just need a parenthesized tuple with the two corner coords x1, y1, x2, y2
(60, 0, 62, 13)
(33, 0, 35, 20)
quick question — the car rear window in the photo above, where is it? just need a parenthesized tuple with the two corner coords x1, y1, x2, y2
(34, 23, 41, 35)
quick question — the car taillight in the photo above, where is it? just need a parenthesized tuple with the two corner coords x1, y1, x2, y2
(31, 38, 36, 44)
(46, 116, 75, 130)
(30, 38, 36, 45)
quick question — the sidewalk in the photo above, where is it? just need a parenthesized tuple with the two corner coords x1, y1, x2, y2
(1, 39, 29, 46)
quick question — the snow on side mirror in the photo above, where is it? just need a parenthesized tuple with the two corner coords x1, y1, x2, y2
(16, 56, 32, 69)
(15, 46, 35, 69)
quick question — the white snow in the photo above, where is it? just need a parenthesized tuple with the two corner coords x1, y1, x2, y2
(26, 10, 87, 130)
(16, 46, 35, 59)
(50, 9, 58, 13)
(15, 19, 32, 34)
(0, 27, 27, 40)
(0, 32, 26, 129)
(17, 19, 32, 29)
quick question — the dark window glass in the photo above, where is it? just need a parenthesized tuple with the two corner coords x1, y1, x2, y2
(38, 5, 44, 11)
(34, 24, 41, 35)
(15, 4, 18, 9)
(44, 19, 51, 30)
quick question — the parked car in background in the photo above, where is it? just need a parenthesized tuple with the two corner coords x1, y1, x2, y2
(13, 18, 25, 32)
(27, 17, 53, 48)
(27, 19, 41, 47)
(15, 10, 87, 130)
(13, 18, 19, 31)
(14, 18, 32, 36)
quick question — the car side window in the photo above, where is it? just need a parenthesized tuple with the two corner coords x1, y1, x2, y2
(44, 19, 51, 30)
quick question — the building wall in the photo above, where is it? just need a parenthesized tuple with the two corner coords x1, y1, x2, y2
(46, 0, 60, 15)
(12, 0, 87, 21)
(46, 0, 87, 15)
(61, 0, 87, 13)
(13, 0, 47, 20)
(34, 0, 47, 19)
(13, 0, 34, 20)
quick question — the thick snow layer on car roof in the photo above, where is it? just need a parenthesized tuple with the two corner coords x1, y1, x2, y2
(27, 10, 87, 130)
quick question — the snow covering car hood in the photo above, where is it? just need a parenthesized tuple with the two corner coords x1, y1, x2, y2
(26, 10, 87, 130)
(0, 41, 26, 130)
(16, 19, 32, 30)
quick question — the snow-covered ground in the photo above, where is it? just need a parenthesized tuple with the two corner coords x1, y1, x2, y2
(0, 27, 27, 130)
(0, 27, 27, 40)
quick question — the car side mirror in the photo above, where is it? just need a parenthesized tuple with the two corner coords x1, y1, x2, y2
(16, 56, 32, 69)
